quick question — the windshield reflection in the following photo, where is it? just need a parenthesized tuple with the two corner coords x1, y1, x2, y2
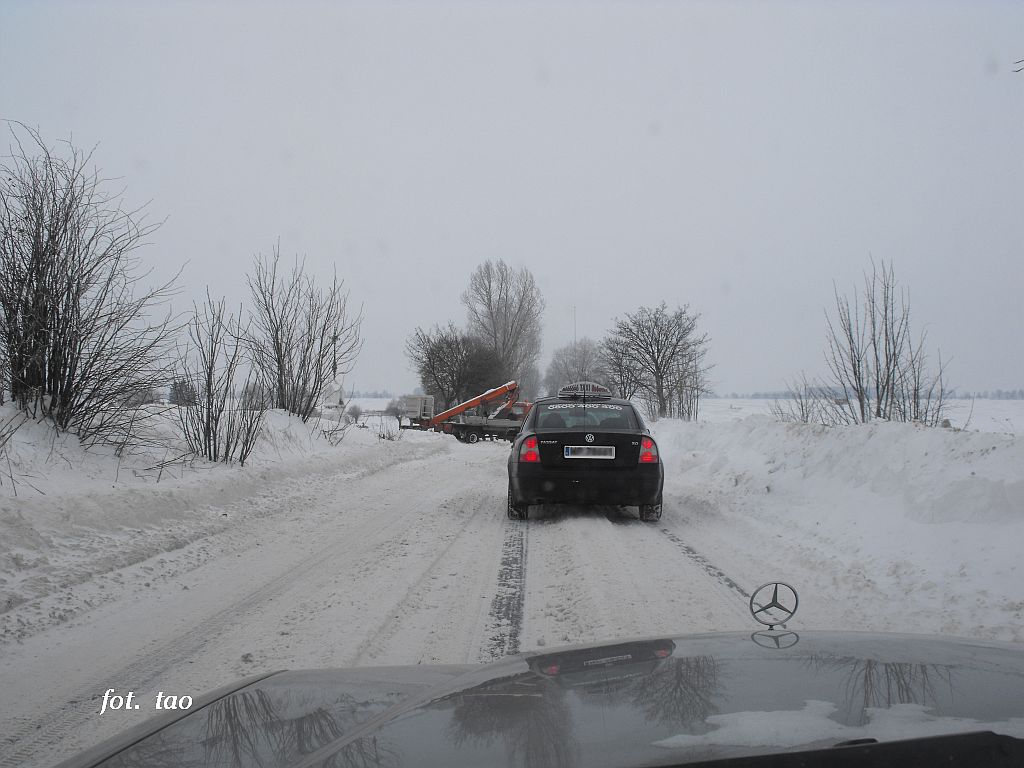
(804, 656, 955, 726)
(446, 675, 578, 768)
(98, 686, 399, 768)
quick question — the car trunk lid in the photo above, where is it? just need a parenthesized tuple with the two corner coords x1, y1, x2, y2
(537, 431, 641, 468)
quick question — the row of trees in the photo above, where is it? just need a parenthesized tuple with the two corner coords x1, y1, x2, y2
(0, 125, 362, 465)
(544, 304, 711, 420)
(406, 260, 544, 410)
(406, 258, 712, 421)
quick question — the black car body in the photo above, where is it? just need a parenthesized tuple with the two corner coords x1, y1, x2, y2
(55, 631, 1024, 768)
(506, 382, 665, 520)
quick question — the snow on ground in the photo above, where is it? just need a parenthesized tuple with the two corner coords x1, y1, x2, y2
(0, 399, 1022, 766)
(696, 397, 1024, 434)
(649, 416, 1024, 641)
(0, 406, 419, 638)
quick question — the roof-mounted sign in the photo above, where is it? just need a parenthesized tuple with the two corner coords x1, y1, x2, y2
(557, 381, 612, 400)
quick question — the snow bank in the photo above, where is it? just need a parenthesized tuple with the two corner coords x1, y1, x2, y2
(694, 398, 1024, 434)
(0, 405, 432, 638)
(650, 415, 1024, 641)
(656, 415, 1024, 525)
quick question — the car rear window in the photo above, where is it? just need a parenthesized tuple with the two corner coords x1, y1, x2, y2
(533, 402, 639, 430)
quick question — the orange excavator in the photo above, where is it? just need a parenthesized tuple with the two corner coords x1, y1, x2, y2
(400, 381, 532, 443)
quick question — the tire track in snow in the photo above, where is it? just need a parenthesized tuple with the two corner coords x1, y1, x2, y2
(479, 518, 528, 661)
(345, 490, 496, 666)
(658, 528, 751, 601)
(519, 507, 758, 651)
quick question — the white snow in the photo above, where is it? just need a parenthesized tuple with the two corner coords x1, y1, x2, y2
(694, 397, 1023, 435)
(651, 415, 1024, 640)
(1, 399, 1023, 766)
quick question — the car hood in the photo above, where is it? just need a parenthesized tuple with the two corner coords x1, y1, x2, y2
(59, 630, 1024, 768)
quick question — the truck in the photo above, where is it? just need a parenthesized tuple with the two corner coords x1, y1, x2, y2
(400, 381, 532, 443)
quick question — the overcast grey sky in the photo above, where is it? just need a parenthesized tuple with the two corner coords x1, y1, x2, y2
(3, 1, 1022, 395)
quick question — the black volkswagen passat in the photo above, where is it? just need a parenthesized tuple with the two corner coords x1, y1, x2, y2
(507, 382, 664, 521)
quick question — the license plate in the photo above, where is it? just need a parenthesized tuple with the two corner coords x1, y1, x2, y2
(564, 445, 615, 459)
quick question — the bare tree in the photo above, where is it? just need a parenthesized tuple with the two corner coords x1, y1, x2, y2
(177, 293, 267, 466)
(603, 303, 709, 419)
(598, 334, 645, 401)
(247, 244, 362, 422)
(0, 123, 179, 447)
(666, 336, 712, 420)
(819, 260, 947, 426)
(543, 338, 606, 395)
(0, 341, 8, 405)
(405, 322, 470, 409)
(824, 283, 872, 424)
(457, 336, 509, 402)
(901, 336, 947, 424)
(461, 259, 545, 380)
(405, 323, 508, 408)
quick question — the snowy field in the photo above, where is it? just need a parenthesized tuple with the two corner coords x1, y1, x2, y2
(1, 400, 1023, 766)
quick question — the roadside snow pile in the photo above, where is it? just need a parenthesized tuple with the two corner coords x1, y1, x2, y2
(0, 405, 435, 639)
(657, 415, 1024, 525)
(651, 415, 1024, 641)
(695, 398, 1024, 434)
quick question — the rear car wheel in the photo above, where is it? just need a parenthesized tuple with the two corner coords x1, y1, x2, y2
(508, 483, 528, 520)
(639, 498, 662, 522)
(467, 431, 480, 444)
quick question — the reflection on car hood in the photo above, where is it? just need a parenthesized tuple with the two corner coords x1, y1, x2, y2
(59, 631, 1024, 768)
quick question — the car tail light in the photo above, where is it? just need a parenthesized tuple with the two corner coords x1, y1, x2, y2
(654, 648, 671, 659)
(520, 436, 539, 463)
(542, 664, 560, 675)
(640, 437, 659, 463)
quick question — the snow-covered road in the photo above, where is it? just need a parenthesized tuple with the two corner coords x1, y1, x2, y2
(0, 438, 762, 767)
(2, 413, 1023, 767)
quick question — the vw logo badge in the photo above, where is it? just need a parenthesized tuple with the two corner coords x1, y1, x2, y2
(585, 434, 595, 443)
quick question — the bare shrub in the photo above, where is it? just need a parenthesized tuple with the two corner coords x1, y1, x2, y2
(774, 260, 948, 428)
(375, 415, 403, 442)
(321, 418, 353, 446)
(177, 293, 267, 466)
(0, 409, 27, 493)
(769, 372, 824, 424)
(0, 124, 179, 447)
(247, 243, 362, 422)
(821, 260, 947, 426)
